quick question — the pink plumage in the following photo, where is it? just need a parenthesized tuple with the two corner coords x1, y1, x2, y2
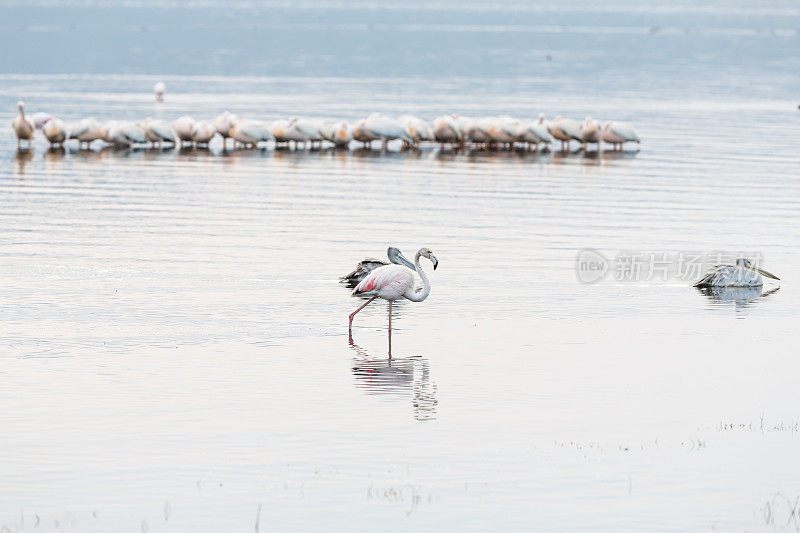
(353, 264, 414, 300)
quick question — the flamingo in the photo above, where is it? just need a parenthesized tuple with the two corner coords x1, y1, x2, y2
(348, 247, 438, 352)
(341, 247, 417, 286)
(11, 101, 34, 147)
(154, 82, 165, 102)
(602, 121, 640, 150)
(213, 111, 238, 149)
(580, 116, 601, 148)
(174, 116, 195, 146)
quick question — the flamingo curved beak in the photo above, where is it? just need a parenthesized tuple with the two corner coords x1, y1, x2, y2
(430, 253, 439, 270)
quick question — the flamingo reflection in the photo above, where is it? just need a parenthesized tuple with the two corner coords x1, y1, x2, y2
(350, 341, 438, 421)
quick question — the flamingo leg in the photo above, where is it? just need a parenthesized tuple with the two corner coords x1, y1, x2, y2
(388, 300, 392, 357)
(348, 296, 377, 340)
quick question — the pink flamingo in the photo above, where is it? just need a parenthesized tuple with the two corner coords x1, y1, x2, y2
(348, 247, 438, 354)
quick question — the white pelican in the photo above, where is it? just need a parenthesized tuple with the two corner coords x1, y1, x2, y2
(173, 116, 195, 146)
(341, 247, 417, 286)
(154, 82, 165, 102)
(67, 118, 103, 148)
(292, 117, 326, 148)
(398, 115, 433, 145)
(519, 117, 552, 150)
(602, 121, 640, 150)
(352, 118, 381, 148)
(229, 119, 272, 148)
(325, 121, 353, 148)
(271, 117, 309, 148)
(349, 247, 438, 351)
(464, 117, 492, 145)
(11, 101, 34, 147)
(213, 111, 238, 149)
(548, 116, 582, 151)
(580, 116, 601, 147)
(102, 121, 146, 147)
(694, 258, 780, 288)
(489, 116, 520, 148)
(433, 114, 462, 147)
(42, 117, 68, 147)
(363, 113, 414, 149)
(191, 121, 217, 146)
(141, 117, 176, 147)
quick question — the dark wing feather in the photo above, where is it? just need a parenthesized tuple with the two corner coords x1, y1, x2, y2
(340, 258, 387, 287)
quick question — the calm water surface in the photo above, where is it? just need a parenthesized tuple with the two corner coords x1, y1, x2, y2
(1, 1, 800, 531)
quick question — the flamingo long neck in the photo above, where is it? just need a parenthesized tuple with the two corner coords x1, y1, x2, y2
(18, 105, 24, 119)
(405, 252, 431, 302)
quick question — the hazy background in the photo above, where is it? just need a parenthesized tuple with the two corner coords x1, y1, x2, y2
(1, 1, 799, 531)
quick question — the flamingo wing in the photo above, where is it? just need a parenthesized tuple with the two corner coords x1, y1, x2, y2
(352, 264, 414, 297)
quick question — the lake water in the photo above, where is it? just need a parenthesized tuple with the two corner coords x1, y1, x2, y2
(1, 1, 799, 531)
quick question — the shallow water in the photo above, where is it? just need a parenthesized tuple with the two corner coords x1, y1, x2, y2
(2, 1, 800, 531)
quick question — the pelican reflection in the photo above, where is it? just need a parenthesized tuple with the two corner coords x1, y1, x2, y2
(696, 285, 780, 308)
(350, 342, 438, 421)
(14, 148, 33, 175)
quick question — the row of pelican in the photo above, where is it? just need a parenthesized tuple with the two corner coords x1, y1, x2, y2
(11, 101, 641, 151)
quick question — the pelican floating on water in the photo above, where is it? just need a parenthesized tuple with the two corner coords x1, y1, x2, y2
(694, 258, 780, 288)
(341, 247, 417, 286)
(11, 101, 34, 147)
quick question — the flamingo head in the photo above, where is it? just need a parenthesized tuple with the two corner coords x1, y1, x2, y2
(17, 100, 25, 111)
(418, 247, 438, 270)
